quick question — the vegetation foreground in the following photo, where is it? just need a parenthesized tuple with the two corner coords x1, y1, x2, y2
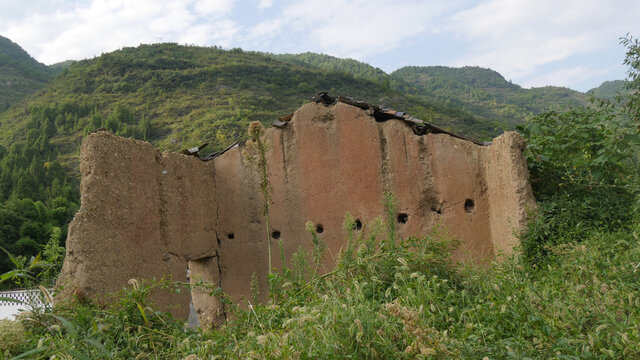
(2, 36, 640, 359)
(1, 201, 639, 359)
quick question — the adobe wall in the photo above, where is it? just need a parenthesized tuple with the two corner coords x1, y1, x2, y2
(56, 101, 536, 326)
(56, 134, 218, 319)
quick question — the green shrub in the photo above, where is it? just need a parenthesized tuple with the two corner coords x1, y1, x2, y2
(518, 103, 640, 264)
(516, 34, 640, 266)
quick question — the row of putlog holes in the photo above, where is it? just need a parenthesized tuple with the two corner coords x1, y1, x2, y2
(269, 213, 408, 239)
(226, 199, 475, 240)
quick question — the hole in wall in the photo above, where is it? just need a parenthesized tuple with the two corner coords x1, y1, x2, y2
(397, 213, 408, 223)
(272, 230, 281, 239)
(374, 114, 389, 123)
(315, 224, 324, 234)
(353, 219, 363, 231)
(227, 233, 234, 239)
(464, 199, 475, 213)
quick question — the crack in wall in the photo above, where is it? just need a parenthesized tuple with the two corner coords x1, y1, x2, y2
(210, 161, 222, 249)
(403, 130, 409, 164)
(280, 125, 300, 219)
(280, 127, 290, 183)
(215, 250, 227, 322)
(210, 160, 227, 322)
(155, 153, 170, 251)
(417, 136, 439, 218)
(377, 126, 393, 195)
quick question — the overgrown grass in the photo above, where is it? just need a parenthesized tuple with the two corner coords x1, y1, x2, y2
(3, 194, 640, 359)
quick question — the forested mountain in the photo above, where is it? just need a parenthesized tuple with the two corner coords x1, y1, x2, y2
(0, 35, 68, 112)
(271, 52, 390, 86)
(273, 56, 598, 125)
(390, 66, 590, 124)
(0, 43, 507, 157)
(586, 79, 629, 100)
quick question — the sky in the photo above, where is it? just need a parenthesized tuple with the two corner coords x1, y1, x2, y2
(1, 0, 639, 92)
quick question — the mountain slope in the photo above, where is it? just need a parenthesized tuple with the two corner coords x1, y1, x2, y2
(270, 55, 592, 125)
(390, 66, 590, 124)
(587, 79, 629, 100)
(0, 43, 503, 163)
(271, 52, 390, 86)
(0, 35, 56, 111)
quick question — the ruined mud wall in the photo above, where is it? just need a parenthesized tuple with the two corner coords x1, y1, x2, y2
(213, 103, 536, 305)
(57, 134, 218, 319)
(57, 101, 536, 326)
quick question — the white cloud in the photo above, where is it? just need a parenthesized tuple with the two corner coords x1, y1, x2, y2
(447, 0, 640, 81)
(1, 0, 238, 64)
(0, 0, 69, 23)
(177, 20, 238, 47)
(257, 0, 273, 9)
(1, 0, 638, 90)
(269, 0, 457, 59)
(245, 19, 283, 42)
(194, 0, 234, 16)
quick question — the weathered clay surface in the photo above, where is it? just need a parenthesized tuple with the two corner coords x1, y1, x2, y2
(484, 132, 538, 256)
(56, 134, 217, 318)
(57, 101, 536, 325)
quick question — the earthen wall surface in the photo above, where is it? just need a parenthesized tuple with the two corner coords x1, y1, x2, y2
(57, 101, 536, 326)
(57, 135, 218, 318)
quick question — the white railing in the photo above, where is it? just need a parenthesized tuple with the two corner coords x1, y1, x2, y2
(1, 288, 200, 326)
(0, 289, 48, 320)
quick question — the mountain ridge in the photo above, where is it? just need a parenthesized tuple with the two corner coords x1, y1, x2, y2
(0, 35, 52, 111)
(586, 79, 629, 100)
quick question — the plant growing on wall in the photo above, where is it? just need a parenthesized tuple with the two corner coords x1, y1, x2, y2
(242, 121, 273, 274)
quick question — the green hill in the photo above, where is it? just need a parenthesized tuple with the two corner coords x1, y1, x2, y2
(270, 57, 591, 125)
(587, 79, 629, 100)
(0, 35, 64, 112)
(0, 43, 504, 161)
(271, 52, 390, 86)
(390, 66, 589, 124)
